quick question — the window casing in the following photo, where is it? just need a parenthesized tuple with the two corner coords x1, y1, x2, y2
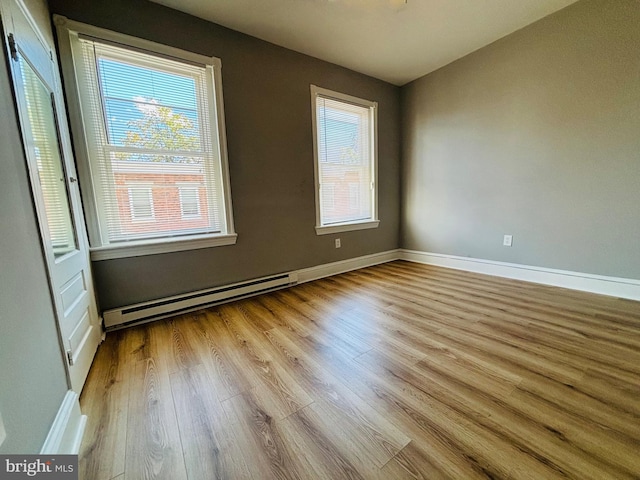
(55, 17, 235, 259)
(310, 85, 379, 235)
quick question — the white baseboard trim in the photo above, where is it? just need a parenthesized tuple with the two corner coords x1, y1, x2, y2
(40, 390, 86, 455)
(296, 249, 401, 284)
(400, 249, 640, 301)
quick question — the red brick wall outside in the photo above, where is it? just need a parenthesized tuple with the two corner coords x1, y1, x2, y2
(114, 171, 209, 235)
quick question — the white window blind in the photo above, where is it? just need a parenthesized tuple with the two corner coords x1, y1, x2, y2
(311, 86, 378, 234)
(57, 20, 236, 257)
(19, 54, 77, 257)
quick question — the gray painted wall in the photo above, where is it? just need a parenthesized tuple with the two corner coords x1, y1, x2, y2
(401, 0, 640, 279)
(49, 0, 401, 311)
(0, 28, 68, 453)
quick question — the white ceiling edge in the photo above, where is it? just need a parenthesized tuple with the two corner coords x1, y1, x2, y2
(148, 0, 580, 86)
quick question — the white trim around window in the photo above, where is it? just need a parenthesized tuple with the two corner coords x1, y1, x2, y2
(310, 85, 379, 236)
(54, 16, 236, 259)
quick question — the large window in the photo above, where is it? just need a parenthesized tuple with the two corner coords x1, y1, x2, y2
(311, 85, 379, 235)
(56, 17, 235, 259)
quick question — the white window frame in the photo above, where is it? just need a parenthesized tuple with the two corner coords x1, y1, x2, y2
(310, 85, 379, 235)
(54, 16, 236, 260)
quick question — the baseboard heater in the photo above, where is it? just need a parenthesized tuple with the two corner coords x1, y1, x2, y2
(103, 272, 298, 330)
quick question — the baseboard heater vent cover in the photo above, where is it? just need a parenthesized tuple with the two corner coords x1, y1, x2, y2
(103, 272, 297, 329)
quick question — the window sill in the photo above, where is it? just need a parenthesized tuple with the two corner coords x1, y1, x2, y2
(315, 220, 380, 236)
(89, 233, 238, 261)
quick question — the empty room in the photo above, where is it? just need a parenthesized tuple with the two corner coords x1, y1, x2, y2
(0, 0, 638, 478)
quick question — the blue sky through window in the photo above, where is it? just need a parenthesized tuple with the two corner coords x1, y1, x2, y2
(98, 57, 200, 149)
(318, 109, 361, 165)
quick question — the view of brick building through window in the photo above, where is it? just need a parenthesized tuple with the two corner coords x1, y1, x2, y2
(103, 90, 219, 239)
(112, 160, 209, 236)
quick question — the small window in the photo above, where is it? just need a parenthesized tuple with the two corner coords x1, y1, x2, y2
(179, 185, 201, 218)
(311, 85, 379, 235)
(56, 17, 236, 259)
(128, 186, 154, 221)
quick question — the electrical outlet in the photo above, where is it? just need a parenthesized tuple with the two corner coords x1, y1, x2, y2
(335, 238, 341, 248)
(503, 234, 513, 247)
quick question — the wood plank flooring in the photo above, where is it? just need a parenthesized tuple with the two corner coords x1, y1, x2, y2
(78, 261, 640, 480)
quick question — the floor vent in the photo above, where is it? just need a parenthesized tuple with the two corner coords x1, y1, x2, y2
(103, 272, 297, 330)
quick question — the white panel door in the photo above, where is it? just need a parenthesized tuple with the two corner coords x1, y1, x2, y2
(1, 0, 101, 392)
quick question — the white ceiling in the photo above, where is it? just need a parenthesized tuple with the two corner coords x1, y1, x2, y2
(149, 0, 579, 86)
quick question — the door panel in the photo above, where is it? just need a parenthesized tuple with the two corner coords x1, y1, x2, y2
(69, 310, 91, 356)
(60, 272, 86, 315)
(2, 0, 101, 393)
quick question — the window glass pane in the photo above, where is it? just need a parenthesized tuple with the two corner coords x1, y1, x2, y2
(19, 56, 78, 257)
(316, 96, 372, 225)
(97, 56, 201, 150)
(107, 153, 217, 240)
(98, 58, 197, 109)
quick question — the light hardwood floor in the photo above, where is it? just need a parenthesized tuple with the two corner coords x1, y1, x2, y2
(79, 261, 640, 480)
